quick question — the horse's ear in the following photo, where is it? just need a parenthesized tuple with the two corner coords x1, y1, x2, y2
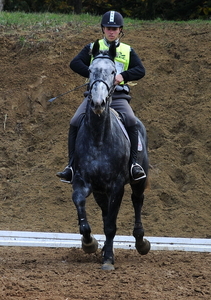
(109, 41, 117, 61)
(92, 39, 100, 57)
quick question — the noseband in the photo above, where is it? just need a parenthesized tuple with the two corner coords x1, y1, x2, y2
(89, 79, 115, 101)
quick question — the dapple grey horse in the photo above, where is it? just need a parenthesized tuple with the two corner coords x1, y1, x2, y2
(71, 40, 150, 270)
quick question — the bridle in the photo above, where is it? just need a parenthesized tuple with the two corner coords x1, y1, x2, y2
(88, 79, 116, 101)
(88, 55, 117, 102)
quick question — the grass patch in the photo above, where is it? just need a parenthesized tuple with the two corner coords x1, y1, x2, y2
(0, 11, 210, 33)
(0, 12, 101, 30)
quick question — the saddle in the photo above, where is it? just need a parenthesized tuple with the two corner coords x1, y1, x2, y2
(110, 108, 142, 151)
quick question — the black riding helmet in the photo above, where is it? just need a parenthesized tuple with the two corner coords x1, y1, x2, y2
(101, 11, 124, 28)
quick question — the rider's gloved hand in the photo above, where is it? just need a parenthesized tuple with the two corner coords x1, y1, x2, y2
(114, 74, 124, 85)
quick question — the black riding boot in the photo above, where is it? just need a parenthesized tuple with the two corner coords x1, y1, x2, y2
(56, 125, 78, 183)
(127, 124, 146, 180)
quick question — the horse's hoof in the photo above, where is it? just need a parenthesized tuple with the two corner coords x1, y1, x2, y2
(101, 261, 115, 271)
(81, 236, 98, 254)
(135, 238, 151, 255)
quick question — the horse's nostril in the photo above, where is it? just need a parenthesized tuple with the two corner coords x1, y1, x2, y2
(101, 100, 106, 108)
(94, 104, 102, 113)
(91, 99, 105, 109)
(90, 100, 95, 108)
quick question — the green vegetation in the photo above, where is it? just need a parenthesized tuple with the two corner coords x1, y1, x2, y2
(1, 11, 210, 31)
(0, 12, 101, 29)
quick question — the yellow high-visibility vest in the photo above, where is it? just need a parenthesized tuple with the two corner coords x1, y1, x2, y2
(92, 39, 130, 75)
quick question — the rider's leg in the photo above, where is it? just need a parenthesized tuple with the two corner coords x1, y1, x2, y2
(56, 124, 77, 183)
(56, 97, 88, 183)
(126, 124, 146, 180)
(110, 94, 146, 180)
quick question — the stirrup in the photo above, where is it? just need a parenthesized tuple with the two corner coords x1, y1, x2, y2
(57, 166, 74, 184)
(130, 163, 146, 181)
(60, 178, 73, 184)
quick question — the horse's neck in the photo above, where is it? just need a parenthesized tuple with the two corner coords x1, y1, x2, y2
(86, 107, 111, 144)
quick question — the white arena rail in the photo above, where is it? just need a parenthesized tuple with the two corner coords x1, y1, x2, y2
(0, 231, 211, 252)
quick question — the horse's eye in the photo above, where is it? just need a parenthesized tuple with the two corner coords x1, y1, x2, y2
(111, 71, 115, 74)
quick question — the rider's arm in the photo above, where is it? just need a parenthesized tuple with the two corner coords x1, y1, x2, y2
(70, 44, 92, 78)
(121, 48, 145, 83)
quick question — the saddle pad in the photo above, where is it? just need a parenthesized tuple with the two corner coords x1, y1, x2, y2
(110, 108, 143, 152)
(138, 135, 143, 151)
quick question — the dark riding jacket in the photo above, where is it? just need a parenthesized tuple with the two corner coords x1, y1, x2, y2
(70, 39, 145, 128)
(70, 40, 145, 83)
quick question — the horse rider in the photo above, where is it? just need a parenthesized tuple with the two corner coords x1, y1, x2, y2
(57, 10, 146, 183)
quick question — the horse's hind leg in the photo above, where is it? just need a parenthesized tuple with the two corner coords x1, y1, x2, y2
(94, 190, 123, 270)
(131, 181, 150, 255)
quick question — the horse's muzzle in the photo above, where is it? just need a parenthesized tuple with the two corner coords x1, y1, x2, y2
(90, 99, 106, 115)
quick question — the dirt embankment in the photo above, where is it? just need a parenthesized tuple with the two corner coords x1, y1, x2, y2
(0, 21, 211, 300)
(1, 22, 211, 238)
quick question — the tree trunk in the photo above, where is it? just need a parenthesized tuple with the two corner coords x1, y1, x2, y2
(0, 0, 5, 11)
(74, 0, 82, 14)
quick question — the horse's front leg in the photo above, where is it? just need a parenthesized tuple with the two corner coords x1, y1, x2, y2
(131, 183, 150, 255)
(72, 183, 98, 254)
